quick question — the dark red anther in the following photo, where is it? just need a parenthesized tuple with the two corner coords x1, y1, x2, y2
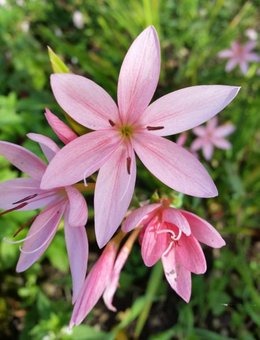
(0, 202, 28, 217)
(126, 157, 131, 175)
(146, 126, 164, 131)
(109, 119, 115, 127)
(13, 194, 38, 205)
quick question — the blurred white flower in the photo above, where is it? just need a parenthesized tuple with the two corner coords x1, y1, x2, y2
(16, 0, 24, 6)
(21, 21, 30, 33)
(72, 11, 85, 29)
(245, 29, 258, 41)
(0, 0, 6, 6)
(55, 27, 63, 37)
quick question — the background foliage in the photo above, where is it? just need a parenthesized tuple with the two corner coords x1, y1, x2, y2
(0, 0, 259, 339)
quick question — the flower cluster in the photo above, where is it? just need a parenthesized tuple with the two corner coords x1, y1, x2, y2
(0, 26, 239, 326)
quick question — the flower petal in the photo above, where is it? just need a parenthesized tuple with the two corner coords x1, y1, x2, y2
(27, 133, 60, 162)
(16, 201, 65, 272)
(163, 208, 191, 235)
(45, 108, 78, 144)
(0, 178, 56, 211)
(70, 241, 117, 327)
(133, 133, 217, 198)
(225, 59, 237, 72)
(41, 130, 120, 189)
(94, 145, 136, 248)
(175, 234, 207, 274)
(212, 138, 231, 150)
(0, 141, 46, 179)
(51, 74, 119, 130)
(190, 138, 204, 152)
(141, 85, 240, 136)
(121, 203, 160, 232)
(202, 143, 214, 160)
(214, 123, 235, 137)
(218, 49, 234, 58)
(180, 210, 226, 248)
(103, 242, 130, 311)
(65, 186, 88, 227)
(141, 223, 168, 267)
(162, 251, 191, 303)
(117, 26, 160, 124)
(64, 209, 88, 303)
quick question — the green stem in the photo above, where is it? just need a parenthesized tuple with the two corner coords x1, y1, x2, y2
(134, 261, 164, 338)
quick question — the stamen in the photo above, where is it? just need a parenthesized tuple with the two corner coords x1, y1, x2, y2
(146, 126, 164, 131)
(19, 226, 57, 254)
(0, 202, 28, 217)
(109, 119, 115, 127)
(83, 170, 89, 187)
(13, 194, 38, 205)
(13, 215, 37, 237)
(156, 228, 176, 238)
(126, 157, 131, 175)
(163, 241, 174, 257)
(174, 229, 182, 241)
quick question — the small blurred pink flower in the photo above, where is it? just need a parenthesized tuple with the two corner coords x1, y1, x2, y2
(218, 40, 260, 74)
(122, 200, 225, 302)
(0, 114, 88, 303)
(191, 117, 235, 161)
(72, 11, 85, 29)
(41, 26, 239, 248)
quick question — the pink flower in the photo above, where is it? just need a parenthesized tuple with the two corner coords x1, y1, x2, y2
(122, 201, 225, 302)
(70, 231, 134, 327)
(191, 117, 235, 161)
(0, 124, 88, 303)
(41, 26, 239, 248)
(218, 40, 260, 74)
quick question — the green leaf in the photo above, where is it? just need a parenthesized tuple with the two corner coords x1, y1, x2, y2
(48, 47, 70, 74)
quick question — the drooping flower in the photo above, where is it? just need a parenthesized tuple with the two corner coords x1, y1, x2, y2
(41, 26, 239, 248)
(191, 117, 235, 161)
(218, 40, 260, 74)
(0, 126, 88, 303)
(70, 230, 137, 327)
(122, 200, 225, 302)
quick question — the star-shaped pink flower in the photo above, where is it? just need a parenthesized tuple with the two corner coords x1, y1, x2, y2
(41, 26, 239, 248)
(191, 117, 235, 160)
(218, 40, 260, 74)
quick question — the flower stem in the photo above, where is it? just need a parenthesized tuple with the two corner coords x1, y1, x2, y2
(134, 261, 164, 338)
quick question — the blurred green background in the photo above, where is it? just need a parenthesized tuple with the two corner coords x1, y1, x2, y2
(0, 0, 260, 339)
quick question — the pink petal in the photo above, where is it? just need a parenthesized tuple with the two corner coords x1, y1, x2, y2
(180, 210, 226, 248)
(141, 85, 240, 136)
(202, 143, 214, 160)
(162, 208, 191, 235)
(0, 178, 57, 211)
(27, 133, 60, 162)
(45, 108, 78, 144)
(212, 138, 231, 150)
(239, 61, 248, 75)
(41, 130, 121, 189)
(218, 49, 234, 58)
(121, 203, 160, 232)
(175, 234, 207, 274)
(207, 117, 218, 131)
(51, 74, 119, 130)
(190, 138, 204, 152)
(65, 186, 88, 227)
(64, 208, 88, 303)
(103, 242, 130, 311)
(141, 223, 168, 267)
(70, 241, 117, 327)
(192, 126, 206, 137)
(162, 250, 191, 303)
(133, 133, 217, 198)
(225, 59, 237, 72)
(244, 41, 257, 52)
(246, 53, 260, 62)
(16, 201, 65, 272)
(117, 26, 160, 124)
(0, 141, 46, 179)
(214, 123, 235, 137)
(94, 145, 136, 248)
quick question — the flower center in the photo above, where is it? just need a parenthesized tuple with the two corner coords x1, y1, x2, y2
(120, 125, 133, 138)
